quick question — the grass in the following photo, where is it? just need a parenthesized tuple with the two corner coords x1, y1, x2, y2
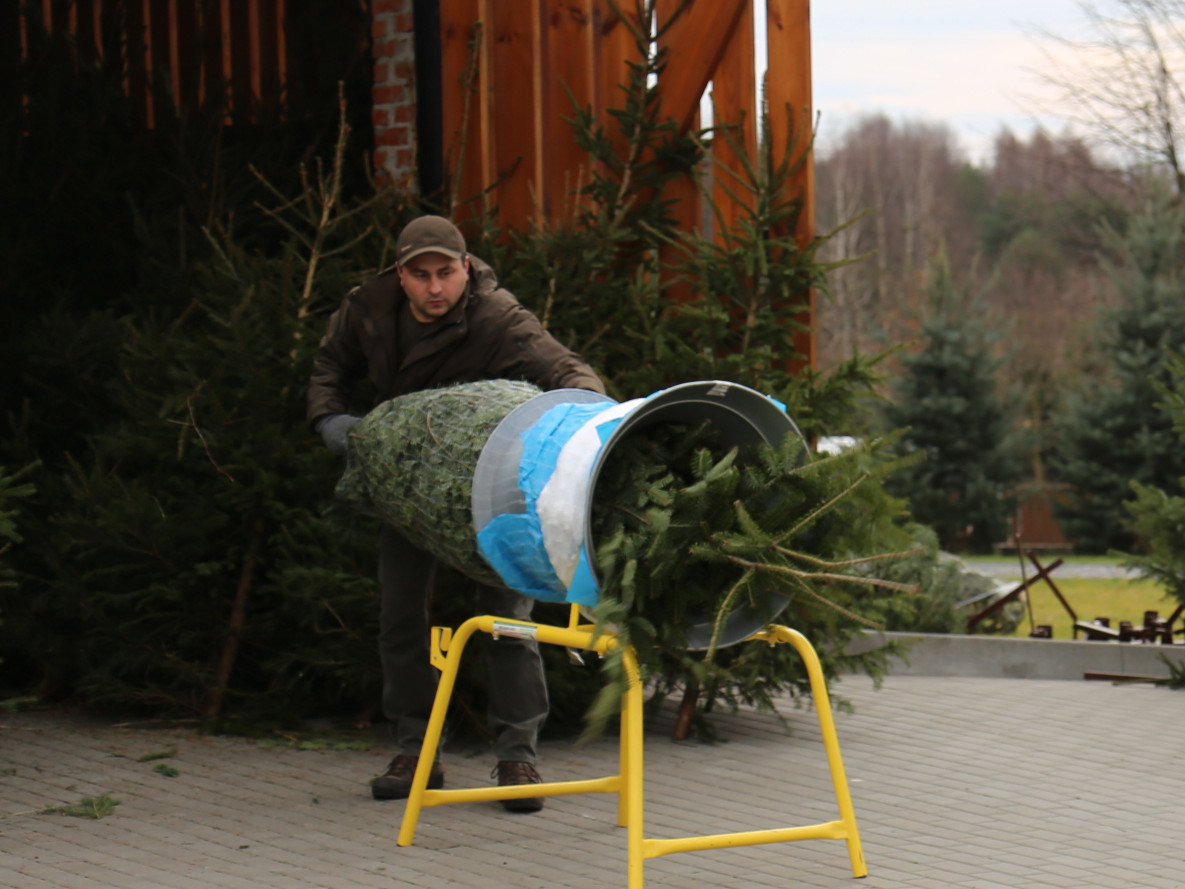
(1001, 576, 1179, 640)
(42, 794, 121, 819)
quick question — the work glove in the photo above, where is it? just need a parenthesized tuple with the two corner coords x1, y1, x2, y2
(315, 413, 361, 456)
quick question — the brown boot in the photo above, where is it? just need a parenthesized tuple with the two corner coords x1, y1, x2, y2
(493, 760, 544, 813)
(371, 753, 443, 800)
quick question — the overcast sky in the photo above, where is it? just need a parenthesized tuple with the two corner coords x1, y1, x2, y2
(805, 0, 1090, 163)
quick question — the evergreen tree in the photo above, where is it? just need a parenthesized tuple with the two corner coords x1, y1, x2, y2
(1122, 352, 1185, 608)
(0, 0, 923, 736)
(1051, 190, 1185, 552)
(882, 248, 1020, 552)
(0, 110, 402, 718)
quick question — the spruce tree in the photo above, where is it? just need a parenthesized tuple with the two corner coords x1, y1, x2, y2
(1122, 352, 1185, 608)
(1051, 190, 1185, 552)
(882, 248, 1020, 553)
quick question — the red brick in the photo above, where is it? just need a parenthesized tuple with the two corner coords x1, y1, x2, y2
(395, 13, 414, 32)
(373, 36, 398, 59)
(372, 107, 392, 128)
(393, 104, 415, 123)
(372, 0, 404, 13)
(372, 84, 404, 104)
(373, 60, 395, 85)
(371, 18, 387, 39)
(375, 126, 410, 147)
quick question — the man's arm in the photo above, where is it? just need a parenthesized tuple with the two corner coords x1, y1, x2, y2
(307, 292, 369, 430)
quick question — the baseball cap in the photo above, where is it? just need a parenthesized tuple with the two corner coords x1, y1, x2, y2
(396, 215, 467, 264)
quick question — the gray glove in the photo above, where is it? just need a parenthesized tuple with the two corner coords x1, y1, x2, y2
(315, 413, 361, 456)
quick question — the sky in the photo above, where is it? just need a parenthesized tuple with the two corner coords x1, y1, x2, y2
(803, 0, 1091, 164)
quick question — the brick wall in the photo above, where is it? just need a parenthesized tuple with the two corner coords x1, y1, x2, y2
(371, 0, 416, 185)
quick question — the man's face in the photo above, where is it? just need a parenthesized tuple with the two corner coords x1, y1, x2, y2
(397, 252, 470, 322)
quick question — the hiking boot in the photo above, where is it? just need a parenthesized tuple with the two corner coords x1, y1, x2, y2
(493, 760, 544, 813)
(371, 753, 443, 801)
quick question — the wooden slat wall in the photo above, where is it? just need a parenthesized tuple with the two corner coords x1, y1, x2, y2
(12, 0, 291, 127)
(766, 0, 815, 370)
(439, 0, 485, 212)
(439, 0, 814, 370)
(711, 0, 757, 234)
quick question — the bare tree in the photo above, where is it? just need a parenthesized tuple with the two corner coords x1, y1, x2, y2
(1035, 0, 1185, 195)
(815, 115, 972, 368)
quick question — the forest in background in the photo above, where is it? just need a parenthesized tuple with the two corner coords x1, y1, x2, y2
(817, 120, 1126, 456)
(811, 0, 1185, 554)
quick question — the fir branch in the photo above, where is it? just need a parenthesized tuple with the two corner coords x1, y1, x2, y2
(705, 567, 756, 661)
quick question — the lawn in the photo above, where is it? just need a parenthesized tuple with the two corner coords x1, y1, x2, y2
(995, 575, 1179, 640)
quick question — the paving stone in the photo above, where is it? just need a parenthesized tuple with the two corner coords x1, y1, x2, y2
(3, 673, 1185, 888)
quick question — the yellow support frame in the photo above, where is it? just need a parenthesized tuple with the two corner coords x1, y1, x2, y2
(397, 609, 867, 887)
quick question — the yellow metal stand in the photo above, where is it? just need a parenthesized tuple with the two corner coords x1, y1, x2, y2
(396, 608, 867, 886)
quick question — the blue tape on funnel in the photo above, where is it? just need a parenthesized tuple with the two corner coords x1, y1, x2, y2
(475, 514, 569, 602)
(519, 403, 612, 501)
(476, 401, 615, 602)
(566, 546, 599, 607)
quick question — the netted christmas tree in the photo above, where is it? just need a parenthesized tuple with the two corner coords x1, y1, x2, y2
(334, 380, 918, 738)
(335, 380, 542, 588)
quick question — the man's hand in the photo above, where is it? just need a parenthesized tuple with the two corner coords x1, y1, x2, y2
(315, 413, 361, 456)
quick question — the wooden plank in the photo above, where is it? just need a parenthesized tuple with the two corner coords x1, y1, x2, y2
(655, 0, 747, 135)
(658, 154, 702, 304)
(540, 0, 595, 221)
(592, 0, 641, 168)
(594, 0, 640, 116)
(765, 0, 814, 370)
(709, 0, 756, 238)
(439, 0, 484, 217)
(489, 0, 540, 231)
(227, 0, 253, 120)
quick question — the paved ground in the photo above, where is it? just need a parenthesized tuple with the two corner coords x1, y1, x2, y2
(4, 672, 1184, 889)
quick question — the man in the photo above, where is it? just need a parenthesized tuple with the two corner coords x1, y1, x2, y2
(307, 215, 604, 812)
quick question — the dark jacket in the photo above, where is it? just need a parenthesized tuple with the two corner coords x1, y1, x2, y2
(307, 256, 604, 425)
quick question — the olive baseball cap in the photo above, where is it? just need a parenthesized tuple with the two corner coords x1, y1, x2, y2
(395, 215, 467, 264)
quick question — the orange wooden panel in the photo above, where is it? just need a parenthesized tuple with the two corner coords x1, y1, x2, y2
(592, 0, 639, 122)
(765, 0, 815, 369)
(658, 154, 702, 306)
(710, 0, 756, 238)
(592, 0, 642, 168)
(489, 1, 540, 232)
(655, 0, 747, 134)
(439, 0, 485, 218)
(540, 0, 595, 222)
